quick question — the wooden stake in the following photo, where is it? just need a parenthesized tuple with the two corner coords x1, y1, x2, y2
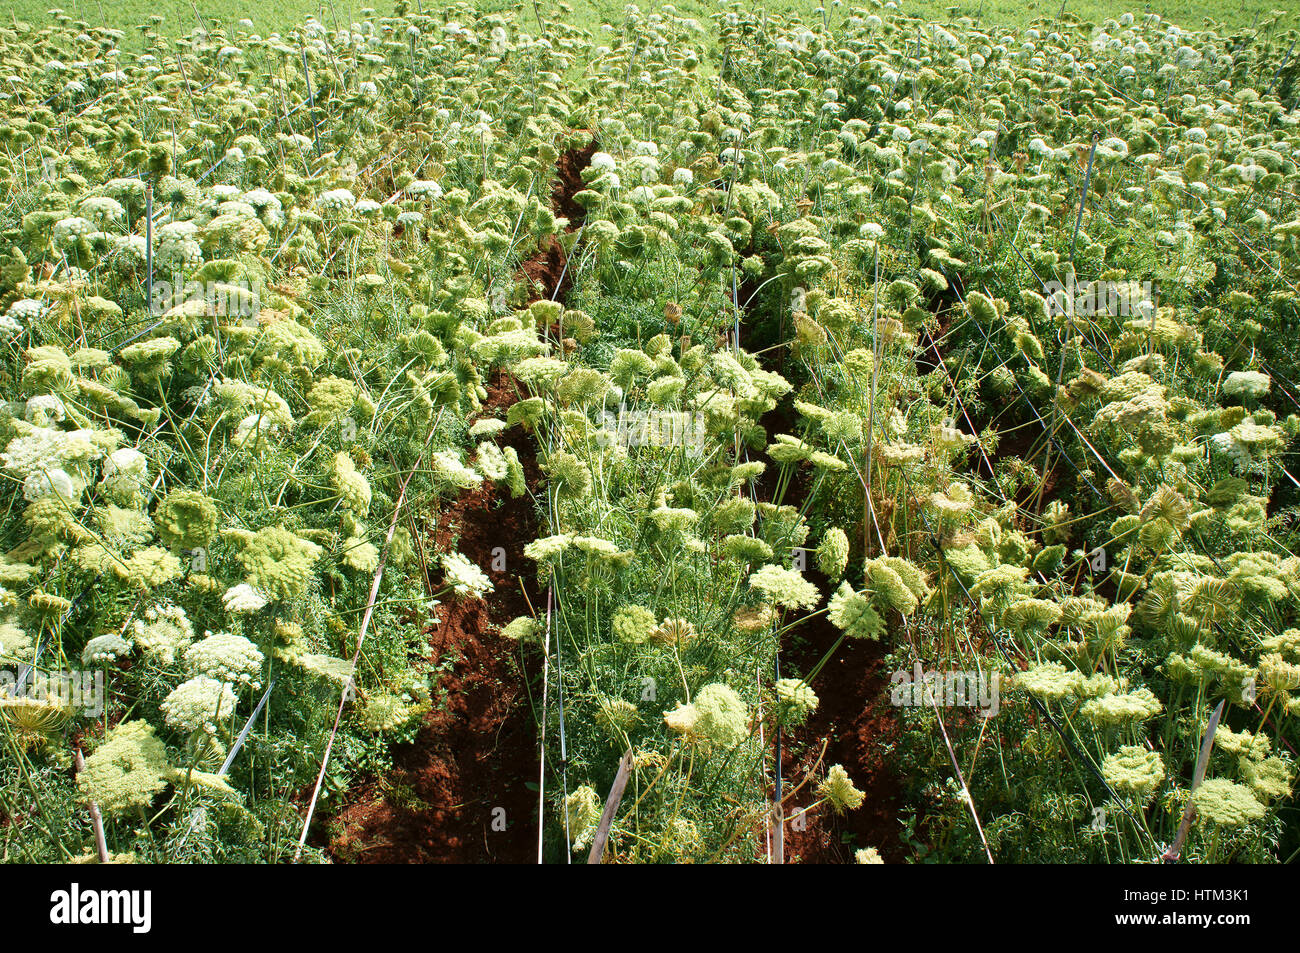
(74, 749, 110, 863)
(586, 749, 633, 864)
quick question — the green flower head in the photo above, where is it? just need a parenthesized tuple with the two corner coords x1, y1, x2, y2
(237, 526, 323, 601)
(77, 719, 170, 815)
(155, 489, 219, 551)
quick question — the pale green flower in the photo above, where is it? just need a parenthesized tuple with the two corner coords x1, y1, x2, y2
(748, 564, 820, 610)
(237, 526, 323, 600)
(775, 678, 818, 726)
(1193, 778, 1266, 828)
(1014, 661, 1083, 702)
(816, 527, 850, 580)
(442, 552, 493, 599)
(161, 676, 238, 735)
(77, 720, 169, 815)
(692, 683, 749, 748)
(1101, 745, 1165, 801)
(818, 764, 865, 813)
(564, 785, 603, 852)
(827, 581, 885, 640)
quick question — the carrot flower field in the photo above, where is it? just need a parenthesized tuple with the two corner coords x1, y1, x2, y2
(1, 0, 1299, 867)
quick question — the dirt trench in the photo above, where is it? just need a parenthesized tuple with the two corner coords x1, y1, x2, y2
(326, 373, 543, 863)
(517, 134, 596, 305)
(741, 280, 908, 863)
(779, 578, 909, 863)
(325, 137, 596, 864)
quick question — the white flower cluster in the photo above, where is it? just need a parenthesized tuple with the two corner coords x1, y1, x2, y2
(317, 188, 357, 211)
(475, 442, 508, 480)
(78, 195, 125, 226)
(82, 633, 131, 665)
(1223, 370, 1271, 399)
(113, 234, 148, 267)
(242, 188, 284, 227)
(5, 299, 46, 338)
(184, 631, 265, 689)
(442, 551, 493, 599)
(222, 583, 268, 615)
(0, 425, 104, 502)
(1211, 430, 1255, 470)
(233, 412, 280, 449)
(156, 221, 202, 270)
(431, 449, 483, 489)
(161, 675, 238, 735)
(589, 151, 618, 173)
(131, 603, 195, 665)
(52, 216, 95, 248)
(99, 447, 149, 504)
(406, 180, 444, 198)
(25, 395, 65, 426)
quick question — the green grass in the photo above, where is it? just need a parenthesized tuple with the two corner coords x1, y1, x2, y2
(1, 0, 1286, 37)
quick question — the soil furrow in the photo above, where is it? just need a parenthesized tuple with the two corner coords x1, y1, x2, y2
(326, 136, 596, 863)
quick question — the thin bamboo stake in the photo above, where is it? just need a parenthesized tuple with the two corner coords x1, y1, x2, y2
(144, 184, 153, 312)
(772, 649, 784, 865)
(1163, 700, 1225, 863)
(219, 680, 276, 776)
(293, 442, 428, 861)
(301, 44, 322, 158)
(537, 584, 553, 864)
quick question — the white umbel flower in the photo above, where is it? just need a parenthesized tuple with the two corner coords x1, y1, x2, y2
(317, 188, 357, 211)
(161, 676, 238, 734)
(222, 583, 268, 615)
(441, 551, 493, 599)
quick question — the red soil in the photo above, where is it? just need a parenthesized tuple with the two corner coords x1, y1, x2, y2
(517, 234, 573, 305)
(327, 136, 597, 864)
(752, 409, 908, 862)
(552, 135, 597, 229)
(780, 583, 908, 864)
(515, 134, 596, 304)
(326, 373, 543, 863)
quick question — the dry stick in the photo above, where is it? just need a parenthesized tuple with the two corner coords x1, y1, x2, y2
(293, 440, 430, 861)
(746, 739, 829, 861)
(707, 739, 828, 863)
(74, 749, 110, 863)
(771, 646, 784, 865)
(732, 262, 785, 864)
(899, 465, 1155, 848)
(554, 572, 573, 861)
(833, 323, 994, 861)
(757, 662, 773, 864)
(1267, 37, 1296, 97)
(586, 749, 633, 864)
(897, 615, 995, 864)
(865, 244, 886, 555)
(1162, 699, 1225, 863)
(929, 677, 994, 863)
